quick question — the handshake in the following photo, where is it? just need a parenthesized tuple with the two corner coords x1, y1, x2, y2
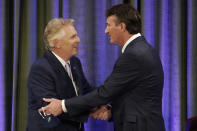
(89, 105, 111, 120)
(39, 98, 111, 121)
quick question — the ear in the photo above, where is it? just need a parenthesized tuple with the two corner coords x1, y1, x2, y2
(53, 39, 60, 48)
(120, 22, 126, 32)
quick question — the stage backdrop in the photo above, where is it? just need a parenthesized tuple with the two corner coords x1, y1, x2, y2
(0, 0, 197, 131)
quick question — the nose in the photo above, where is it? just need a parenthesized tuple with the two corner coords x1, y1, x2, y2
(105, 27, 108, 34)
(77, 36, 81, 43)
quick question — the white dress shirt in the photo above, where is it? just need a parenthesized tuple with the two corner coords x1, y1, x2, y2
(121, 33, 141, 53)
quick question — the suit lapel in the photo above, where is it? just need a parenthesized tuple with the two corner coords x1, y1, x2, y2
(70, 57, 81, 95)
(44, 51, 77, 96)
(44, 51, 69, 78)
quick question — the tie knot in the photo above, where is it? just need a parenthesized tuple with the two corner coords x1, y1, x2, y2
(67, 62, 70, 66)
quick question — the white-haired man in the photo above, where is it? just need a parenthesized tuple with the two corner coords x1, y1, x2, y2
(27, 18, 97, 131)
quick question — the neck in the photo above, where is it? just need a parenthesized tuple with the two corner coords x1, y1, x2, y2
(52, 50, 70, 61)
(120, 33, 133, 47)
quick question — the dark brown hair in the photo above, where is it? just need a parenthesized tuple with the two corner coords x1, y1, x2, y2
(106, 4, 141, 34)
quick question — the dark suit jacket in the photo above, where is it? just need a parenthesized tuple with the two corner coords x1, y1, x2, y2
(27, 51, 93, 131)
(65, 36, 166, 131)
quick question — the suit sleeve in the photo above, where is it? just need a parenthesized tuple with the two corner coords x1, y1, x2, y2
(28, 63, 58, 109)
(65, 53, 140, 116)
(28, 62, 89, 122)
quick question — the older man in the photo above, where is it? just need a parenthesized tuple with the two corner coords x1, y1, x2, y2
(27, 18, 97, 131)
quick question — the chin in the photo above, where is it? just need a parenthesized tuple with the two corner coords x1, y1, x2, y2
(110, 40, 114, 43)
(110, 40, 116, 44)
(72, 51, 78, 55)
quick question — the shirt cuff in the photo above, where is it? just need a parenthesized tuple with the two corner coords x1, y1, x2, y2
(106, 104, 112, 109)
(62, 100, 67, 112)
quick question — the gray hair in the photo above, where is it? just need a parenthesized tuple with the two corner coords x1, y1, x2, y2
(44, 18, 74, 50)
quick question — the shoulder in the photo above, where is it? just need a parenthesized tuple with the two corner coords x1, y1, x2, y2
(125, 36, 153, 55)
(123, 37, 161, 64)
(32, 55, 49, 68)
(124, 38, 159, 65)
(29, 53, 52, 75)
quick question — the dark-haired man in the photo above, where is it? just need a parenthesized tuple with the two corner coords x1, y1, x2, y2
(41, 4, 165, 131)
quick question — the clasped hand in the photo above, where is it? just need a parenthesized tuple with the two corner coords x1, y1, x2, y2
(89, 105, 111, 120)
(39, 98, 62, 116)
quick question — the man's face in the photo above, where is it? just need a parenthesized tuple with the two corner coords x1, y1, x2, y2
(105, 15, 122, 45)
(58, 25, 80, 57)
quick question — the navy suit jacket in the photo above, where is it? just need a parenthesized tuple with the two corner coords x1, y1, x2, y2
(65, 36, 166, 131)
(27, 51, 93, 131)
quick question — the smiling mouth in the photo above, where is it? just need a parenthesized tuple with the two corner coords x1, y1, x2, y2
(73, 46, 78, 49)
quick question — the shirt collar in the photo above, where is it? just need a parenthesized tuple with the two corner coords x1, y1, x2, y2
(52, 51, 70, 67)
(121, 33, 141, 53)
